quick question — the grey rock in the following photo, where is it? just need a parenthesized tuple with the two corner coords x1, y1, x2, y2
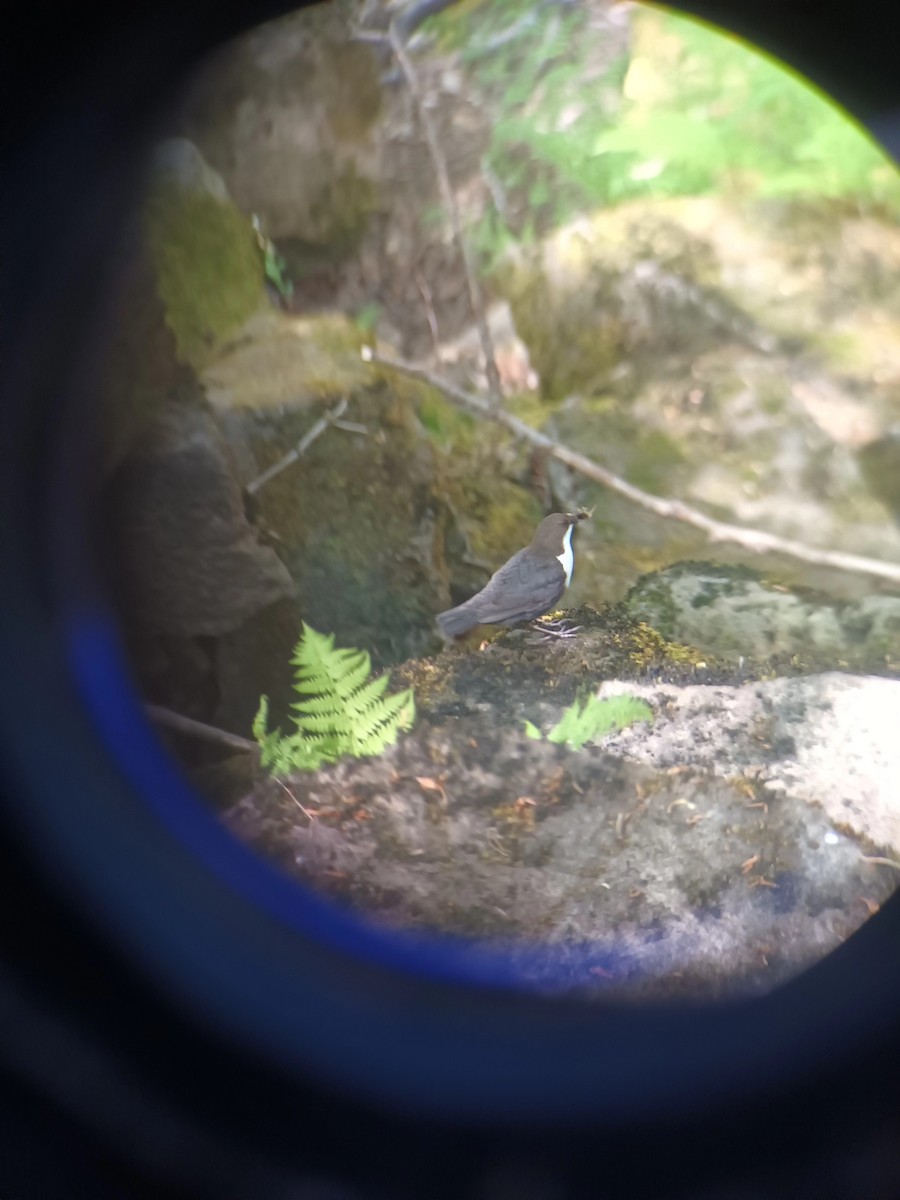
(599, 672, 900, 856)
(107, 400, 294, 638)
(626, 562, 900, 667)
(224, 618, 899, 1000)
(151, 137, 229, 201)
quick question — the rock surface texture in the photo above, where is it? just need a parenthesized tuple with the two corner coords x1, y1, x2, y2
(224, 599, 900, 1001)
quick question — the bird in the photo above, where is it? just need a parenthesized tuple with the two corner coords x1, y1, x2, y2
(437, 511, 587, 640)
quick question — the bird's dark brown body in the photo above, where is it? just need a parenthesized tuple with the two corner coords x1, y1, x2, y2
(437, 512, 583, 639)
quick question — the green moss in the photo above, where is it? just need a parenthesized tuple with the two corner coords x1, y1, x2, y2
(202, 314, 371, 411)
(499, 259, 625, 399)
(466, 485, 543, 562)
(144, 184, 264, 369)
(626, 429, 686, 493)
(609, 618, 709, 671)
(505, 388, 565, 430)
(412, 387, 479, 451)
(308, 162, 378, 254)
(858, 436, 900, 523)
(387, 373, 543, 570)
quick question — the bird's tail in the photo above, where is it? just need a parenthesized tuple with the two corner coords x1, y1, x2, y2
(436, 600, 479, 639)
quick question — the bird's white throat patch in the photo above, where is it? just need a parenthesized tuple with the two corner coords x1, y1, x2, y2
(557, 523, 574, 586)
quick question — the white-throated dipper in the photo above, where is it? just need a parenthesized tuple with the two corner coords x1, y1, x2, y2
(437, 511, 587, 640)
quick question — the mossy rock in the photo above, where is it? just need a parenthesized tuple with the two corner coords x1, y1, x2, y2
(246, 380, 451, 666)
(625, 562, 900, 672)
(497, 254, 625, 399)
(197, 313, 550, 670)
(144, 142, 264, 370)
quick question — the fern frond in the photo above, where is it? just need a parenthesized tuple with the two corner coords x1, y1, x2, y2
(530, 694, 653, 750)
(253, 624, 416, 776)
(288, 709, 345, 733)
(344, 686, 406, 753)
(253, 695, 291, 771)
(252, 695, 271, 742)
(343, 671, 391, 715)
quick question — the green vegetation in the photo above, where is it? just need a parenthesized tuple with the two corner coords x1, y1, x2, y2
(253, 624, 415, 775)
(353, 300, 382, 333)
(253, 215, 294, 302)
(524, 693, 653, 750)
(428, 0, 900, 270)
(592, 11, 900, 212)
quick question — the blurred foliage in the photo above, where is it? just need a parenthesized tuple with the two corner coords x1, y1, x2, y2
(595, 9, 900, 211)
(427, 0, 900, 270)
(353, 300, 382, 332)
(253, 216, 294, 302)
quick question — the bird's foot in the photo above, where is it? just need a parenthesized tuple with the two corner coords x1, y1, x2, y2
(530, 616, 582, 642)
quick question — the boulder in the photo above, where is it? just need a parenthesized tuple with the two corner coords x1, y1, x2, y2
(224, 604, 900, 1000)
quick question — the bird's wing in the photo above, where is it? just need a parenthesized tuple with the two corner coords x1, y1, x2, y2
(472, 550, 566, 625)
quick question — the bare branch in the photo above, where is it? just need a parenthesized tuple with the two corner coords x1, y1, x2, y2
(392, 0, 461, 42)
(860, 855, 900, 871)
(481, 153, 510, 224)
(387, 19, 503, 404)
(331, 419, 369, 435)
(145, 704, 258, 753)
(415, 267, 441, 359)
(350, 29, 391, 46)
(246, 398, 348, 495)
(363, 347, 900, 588)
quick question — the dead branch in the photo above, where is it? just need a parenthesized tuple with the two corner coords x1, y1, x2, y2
(386, 19, 503, 404)
(861, 855, 900, 871)
(145, 704, 258, 754)
(331, 418, 369, 435)
(274, 777, 317, 823)
(246, 397, 349, 495)
(393, 0, 460, 42)
(415, 267, 441, 358)
(363, 347, 900, 587)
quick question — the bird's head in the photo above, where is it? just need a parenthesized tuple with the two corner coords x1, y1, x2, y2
(531, 509, 590, 553)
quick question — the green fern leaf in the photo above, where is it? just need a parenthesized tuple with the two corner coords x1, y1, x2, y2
(533, 694, 653, 750)
(352, 688, 416, 755)
(253, 624, 416, 775)
(252, 694, 271, 741)
(344, 671, 391, 715)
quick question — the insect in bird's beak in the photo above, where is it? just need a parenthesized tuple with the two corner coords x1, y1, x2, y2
(571, 507, 594, 523)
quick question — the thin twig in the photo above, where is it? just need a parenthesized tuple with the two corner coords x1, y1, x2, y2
(481, 153, 510, 224)
(247, 398, 348, 495)
(275, 777, 317, 823)
(860, 855, 900, 871)
(415, 267, 441, 359)
(331, 419, 368, 434)
(145, 704, 258, 753)
(350, 29, 390, 46)
(387, 19, 503, 405)
(362, 347, 900, 587)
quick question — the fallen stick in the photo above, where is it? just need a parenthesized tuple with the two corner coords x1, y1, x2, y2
(145, 704, 258, 753)
(363, 346, 900, 587)
(247, 397, 349, 495)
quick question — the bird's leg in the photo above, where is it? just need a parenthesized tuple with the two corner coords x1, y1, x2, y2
(530, 615, 582, 641)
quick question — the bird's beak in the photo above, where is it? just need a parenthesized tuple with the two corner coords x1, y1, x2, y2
(569, 507, 594, 524)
